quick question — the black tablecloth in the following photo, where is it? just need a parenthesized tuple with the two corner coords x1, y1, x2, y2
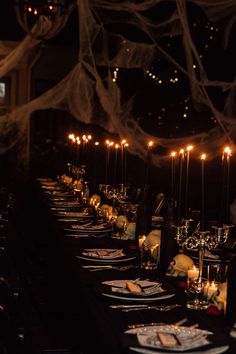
(22, 179, 236, 354)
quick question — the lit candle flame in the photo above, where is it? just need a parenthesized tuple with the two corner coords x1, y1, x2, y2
(148, 141, 153, 148)
(201, 153, 206, 160)
(95, 141, 99, 146)
(121, 139, 127, 145)
(170, 151, 176, 157)
(179, 148, 184, 155)
(224, 146, 232, 156)
(115, 144, 119, 149)
(68, 133, 75, 140)
(186, 145, 193, 152)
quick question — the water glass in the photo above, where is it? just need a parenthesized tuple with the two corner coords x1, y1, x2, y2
(186, 277, 209, 310)
(138, 235, 159, 270)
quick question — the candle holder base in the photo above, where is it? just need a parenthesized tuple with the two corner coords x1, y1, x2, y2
(186, 299, 209, 310)
(186, 277, 209, 310)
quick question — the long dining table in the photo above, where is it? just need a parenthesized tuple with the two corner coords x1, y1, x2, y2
(30, 178, 236, 354)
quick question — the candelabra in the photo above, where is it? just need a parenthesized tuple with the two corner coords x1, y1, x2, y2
(67, 163, 86, 179)
(175, 220, 233, 309)
(99, 184, 128, 205)
(177, 222, 232, 272)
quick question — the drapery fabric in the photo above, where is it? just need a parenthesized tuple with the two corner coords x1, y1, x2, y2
(0, 0, 235, 165)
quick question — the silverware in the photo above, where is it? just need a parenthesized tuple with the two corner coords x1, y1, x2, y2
(83, 265, 110, 268)
(85, 265, 137, 271)
(127, 317, 188, 329)
(67, 234, 106, 238)
(122, 304, 181, 312)
(110, 304, 148, 309)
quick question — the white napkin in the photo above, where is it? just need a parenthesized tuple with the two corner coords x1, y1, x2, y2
(57, 211, 89, 217)
(72, 224, 107, 230)
(82, 248, 124, 259)
(111, 283, 163, 296)
(130, 325, 212, 352)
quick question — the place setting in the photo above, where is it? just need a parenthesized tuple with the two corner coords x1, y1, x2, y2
(125, 323, 229, 354)
(64, 222, 113, 235)
(55, 210, 95, 223)
(50, 200, 80, 208)
(54, 210, 93, 218)
(98, 278, 176, 303)
(76, 248, 136, 263)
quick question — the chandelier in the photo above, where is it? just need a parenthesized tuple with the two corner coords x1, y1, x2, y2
(14, 0, 76, 40)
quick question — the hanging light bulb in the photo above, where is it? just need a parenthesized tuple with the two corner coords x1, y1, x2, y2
(14, 0, 76, 40)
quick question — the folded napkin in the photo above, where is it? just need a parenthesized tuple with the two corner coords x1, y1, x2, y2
(57, 211, 90, 217)
(127, 325, 213, 352)
(52, 201, 79, 206)
(82, 249, 125, 259)
(71, 224, 107, 230)
(111, 283, 163, 296)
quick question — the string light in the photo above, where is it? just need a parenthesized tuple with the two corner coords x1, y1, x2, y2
(112, 68, 119, 82)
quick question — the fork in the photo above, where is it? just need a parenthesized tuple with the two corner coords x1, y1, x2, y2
(87, 265, 137, 271)
(122, 304, 181, 312)
(127, 317, 188, 329)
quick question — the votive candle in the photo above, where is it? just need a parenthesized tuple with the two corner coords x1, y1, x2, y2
(187, 266, 199, 280)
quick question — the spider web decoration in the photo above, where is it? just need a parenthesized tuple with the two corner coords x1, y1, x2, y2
(0, 0, 235, 166)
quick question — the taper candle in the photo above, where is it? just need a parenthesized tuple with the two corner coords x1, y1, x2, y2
(185, 145, 193, 219)
(105, 140, 110, 185)
(120, 139, 126, 186)
(113, 144, 119, 186)
(170, 151, 176, 208)
(144, 141, 153, 184)
(93, 141, 99, 190)
(200, 153, 206, 231)
(68, 134, 76, 166)
(225, 146, 231, 225)
(75, 137, 81, 167)
(177, 149, 184, 225)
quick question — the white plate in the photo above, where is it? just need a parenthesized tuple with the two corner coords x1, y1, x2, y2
(191, 255, 222, 263)
(102, 280, 159, 288)
(102, 279, 164, 296)
(65, 227, 112, 234)
(102, 292, 175, 302)
(56, 211, 93, 217)
(127, 325, 212, 351)
(82, 249, 124, 259)
(129, 345, 229, 354)
(76, 255, 136, 263)
(51, 202, 79, 207)
(51, 207, 80, 212)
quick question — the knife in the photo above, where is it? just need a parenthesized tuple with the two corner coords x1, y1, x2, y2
(110, 304, 148, 309)
(82, 265, 113, 269)
(127, 317, 188, 329)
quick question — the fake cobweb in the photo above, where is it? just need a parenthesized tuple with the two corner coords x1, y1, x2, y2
(0, 0, 236, 166)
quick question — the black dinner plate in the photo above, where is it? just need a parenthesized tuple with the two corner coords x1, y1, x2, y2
(188, 248, 231, 264)
(97, 281, 175, 302)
